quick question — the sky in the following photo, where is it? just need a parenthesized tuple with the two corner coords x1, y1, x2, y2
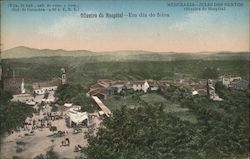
(1, 0, 249, 52)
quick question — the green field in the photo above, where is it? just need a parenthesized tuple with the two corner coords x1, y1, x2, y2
(103, 95, 142, 110)
(103, 93, 198, 123)
(140, 93, 197, 123)
(140, 93, 168, 104)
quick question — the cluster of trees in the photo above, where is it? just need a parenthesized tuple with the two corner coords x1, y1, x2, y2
(85, 105, 198, 159)
(54, 84, 96, 112)
(162, 85, 191, 102)
(0, 90, 33, 134)
(84, 86, 249, 159)
(181, 88, 249, 158)
(34, 148, 59, 159)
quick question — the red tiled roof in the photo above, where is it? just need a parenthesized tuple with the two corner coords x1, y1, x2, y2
(159, 80, 172, 84)
(192, 84, 207, 90)
(111, 81, 127, 88)
(231, 78, 241, 84)
(97, 80, 112, 88)
(147, 80, 159, 87)
(4, 77, 23, 86)
(132, 80, 146, 85)
(90, 83, 105, 90)
(33, 78, 61, 90)
(97, 79, 113, 84)
(112, 80, 127, 85)
(88, 87, 106, 96)
(98, 79, 112, 82)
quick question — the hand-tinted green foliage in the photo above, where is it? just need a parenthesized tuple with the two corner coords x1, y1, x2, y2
(215, 81, 227, 93)
(44, 92, 49, 99)
(51, 104, 58, 112)
(182, 89, 249, 158)
(0, 90, 13, 103)
(54, 84, 85, 104)
(49, 126, 57, 132)
(0, 90, 33, 134)
(85, 88, 249, 159)
(85, 105, 198, 159)
(202, 67, 219, 79)
(161, 85, 191, 104)
(54, 84, 96, 112)
(34, 148, 59, 159)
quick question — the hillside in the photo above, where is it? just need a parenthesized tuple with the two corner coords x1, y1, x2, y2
(1, 46, 95, 59)
(1, 46, 249, 61)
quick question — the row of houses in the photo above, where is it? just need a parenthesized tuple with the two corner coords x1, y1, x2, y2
(3, 73, 249, 98)
(87, 77, 249, 101)
(87, 79, 209, 99)
(87, 79, 161, 99)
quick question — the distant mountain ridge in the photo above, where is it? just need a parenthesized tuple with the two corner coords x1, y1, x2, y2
(1, 46, 95, 59)
(1, 46, 249, 61)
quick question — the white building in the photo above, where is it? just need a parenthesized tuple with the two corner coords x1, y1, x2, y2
(66, 108, 89, 127)
(33, 69, 67, 95)
(33, 78, 61, 95)
(132, 80, 150, 93)
(147, 80, 159, 91)
(222, 76, 241, 88)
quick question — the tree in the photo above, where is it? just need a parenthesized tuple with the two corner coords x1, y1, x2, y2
(84, 87, 249, 159)
(202, 67, 219, 80)
(202, 67, 219, 97)
(0, 90, 13, 103)
(44, 92, 49, 99)
(0, 91, 33, 134)
(34, 148, 59, 159)
(49, 126, 57, 133)
(84, 106, 199, 159)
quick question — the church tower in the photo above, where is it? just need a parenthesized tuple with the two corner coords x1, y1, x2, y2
(61, 68, 67, 85)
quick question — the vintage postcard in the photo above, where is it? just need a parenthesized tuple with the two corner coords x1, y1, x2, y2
(0, 0, 249, 159)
